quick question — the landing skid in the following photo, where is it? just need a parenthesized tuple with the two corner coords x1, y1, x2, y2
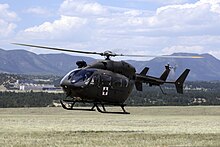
(60, 100, 95, 111)
(60, 100, 130, 114)
(95, 103, 130, 114)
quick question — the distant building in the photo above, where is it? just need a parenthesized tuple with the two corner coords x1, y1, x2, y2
(19, 84, 61, 91)
(19, 84, 42, 91)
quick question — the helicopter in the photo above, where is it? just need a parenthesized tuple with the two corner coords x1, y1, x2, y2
(13, 43, 201, 114)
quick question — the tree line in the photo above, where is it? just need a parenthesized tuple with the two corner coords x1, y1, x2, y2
(0, 81, 220, 108)
(0, 91, 63, 108)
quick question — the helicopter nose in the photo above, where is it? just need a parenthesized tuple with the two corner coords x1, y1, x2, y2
(60, 79, 70, 87)
(60, 79, 85, 90)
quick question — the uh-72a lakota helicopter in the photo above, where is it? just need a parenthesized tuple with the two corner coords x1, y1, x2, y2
(13, 43, 202, 114)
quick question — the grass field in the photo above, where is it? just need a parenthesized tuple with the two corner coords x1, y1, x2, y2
(0, 106, 220, 146)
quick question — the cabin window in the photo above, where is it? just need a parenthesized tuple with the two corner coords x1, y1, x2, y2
(101, 74, 111, 86)
(112, 78, 122, 88)
(90, 74, 100, 86)
(122, 79, 129, 87)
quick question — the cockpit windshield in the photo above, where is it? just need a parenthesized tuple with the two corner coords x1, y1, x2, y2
(68, 69, 95, 84)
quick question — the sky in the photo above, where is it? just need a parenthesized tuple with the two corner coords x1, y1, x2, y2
(1, 0, 220, 60)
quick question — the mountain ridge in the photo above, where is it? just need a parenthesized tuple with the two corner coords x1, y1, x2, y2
(0, 49, 219, 81)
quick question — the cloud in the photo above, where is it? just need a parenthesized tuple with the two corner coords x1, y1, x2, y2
(59, 0, 107, 16)
(24, 15, 86, 33)
(162, 45, 205, 55)
(20, 1, 151, 43)
(133, 0, 192, 5)
(0, 4, 17, 21)
(0, 4, 18, 38)
(16, 0, 220, 60)
(145, 0, 220, 36)
(23, 15, 87, 40)
(26, 7, 51, 16)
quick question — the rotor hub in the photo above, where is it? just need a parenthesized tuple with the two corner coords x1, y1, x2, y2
(103, 50, 117, 60)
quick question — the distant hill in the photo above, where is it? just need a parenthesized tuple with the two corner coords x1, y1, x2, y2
(0, 49, 220, 81)
(0, 49, 94, 75)
(128, 53, 220, 81)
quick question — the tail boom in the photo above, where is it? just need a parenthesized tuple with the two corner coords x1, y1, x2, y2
(136, 67, 190, 94)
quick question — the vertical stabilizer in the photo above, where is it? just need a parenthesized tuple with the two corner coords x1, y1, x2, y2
(160, 68, 170, 81)
(175, 69, 190, 94)
(140, 67, 149, 76)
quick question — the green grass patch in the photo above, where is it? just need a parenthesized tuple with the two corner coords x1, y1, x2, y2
(0, 106, 220, 146)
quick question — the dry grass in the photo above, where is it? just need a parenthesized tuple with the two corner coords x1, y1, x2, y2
(0, 106, 220, 146)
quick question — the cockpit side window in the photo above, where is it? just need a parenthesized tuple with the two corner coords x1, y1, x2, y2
(90, 74, 100, 86)
(68, 70, 80, 80)
(83, 71, 94, 80)
(68, 69, 95, 84)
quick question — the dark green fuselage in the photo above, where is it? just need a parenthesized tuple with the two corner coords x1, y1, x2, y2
(60, 60, 136, 104)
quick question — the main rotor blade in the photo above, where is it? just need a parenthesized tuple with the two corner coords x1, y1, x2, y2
(12, 43, 103, 56)
(118, 54, 203, 59)
(12, 43, 203, 59)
